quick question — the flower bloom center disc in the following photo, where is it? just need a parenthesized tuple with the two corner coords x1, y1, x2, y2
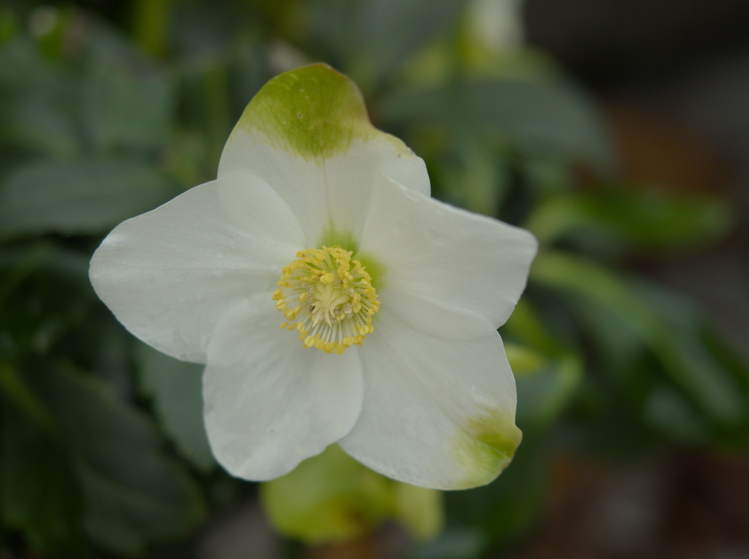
(273, 246, 379, 354)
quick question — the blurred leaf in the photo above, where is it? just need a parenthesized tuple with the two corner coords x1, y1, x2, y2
(0, 362, 56, 432)
(527, 188, 734, 252)
(132, 0, 173, 57)
(503, 298, 570, 357)
(0, 88, 81, 159)
(393, 482, 444, 541)
(80, 54, 173, 154)
(0, 15, 174, 159)
(0, 372, 87, 558)
(380, 77, 615, 172)
(635, 282, 749, 444)
(32, 363, 205, 554)
(516, 353, 582, 435)
(261, 445, 442, 544)
(433, 137, 512, 215)
(0, 5, 17, 44)
(67, 14, 177, 154)
(505, 342, 546, 376)
(136, 343, 215, 472)
(0, 37, 80, 159)
(261, 445, 393, 544)
(567, 372, 655, 456)
(532, 251, 749, 445)
(307, 0, 464, 92)
(406, 529, 486, 559)
(504, 303, 583, 436)
(175, 54, 234, 177)
(0, 157, 179, 240)
(0, 32, 58, 90)
(409, 439, 550, 559)
(0, 242, 92, 358)
(170, 2, 244, 57)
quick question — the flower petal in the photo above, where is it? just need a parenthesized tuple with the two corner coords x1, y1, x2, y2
(358, 176, 537, 339)
(218, 64, 429, 245)
(89, 173, 304, 363)
(203, 298, 364, 481)
(339, 310, 522, 490)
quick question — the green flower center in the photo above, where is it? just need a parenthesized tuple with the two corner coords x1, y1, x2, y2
(273, 246, 379, 354)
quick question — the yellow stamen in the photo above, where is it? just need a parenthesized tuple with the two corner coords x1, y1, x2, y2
(273, 246, 380, 354)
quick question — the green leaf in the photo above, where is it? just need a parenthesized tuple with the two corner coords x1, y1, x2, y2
(410, 439, 550, 559)
(79, 39, 174, 154)
(0, 37, 81, 159)
(393, 482, 444, 541)
(532, 251, 749, 444)
(502, 302, 583, 435)
(526, 188, 733, 252)
(261, 445, 443, 544)
(0, 157, 179, 240)
(135, 343, 215, 472)
(0, 375, 87, 558)
(32, 363, 205, 554)
(0, 242, 93, 358)
(0, 362, 57, 433)
(308, 0, 464, 92)
(515, 353, 583, 435)
(261, 445, 393, 544)
(0, 87, 81, 159)
(380, 77, 615, 172)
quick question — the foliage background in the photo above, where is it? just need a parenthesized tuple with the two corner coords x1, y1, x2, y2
(1, 0, 748, 558)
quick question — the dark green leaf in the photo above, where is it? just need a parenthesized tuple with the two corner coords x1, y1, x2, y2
(136, 343, 215, 472)
(0, 36, 81, 158)
(380, 77, 615, 171)
(532, 251, 749, 445)
(33, 363, 205, 554)
(0, 242, 92, 358)
(0, 87, 81, 158)
(79, 49, 173, 154)
(0, 157, 179, 240)
(0, 374, 87, 558)
(516, 353, 582, 435)
(310, 0, 464, 92)
(503, 302, 584, 436)
(408, 439, 550, 559)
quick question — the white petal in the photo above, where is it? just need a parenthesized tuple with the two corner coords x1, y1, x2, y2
(203, 298, 364, 481)
(89, 173, 305, 363)
(219, 132, 429, 245)
(339, 311, 522, 490)
(359, 176, 537, 339)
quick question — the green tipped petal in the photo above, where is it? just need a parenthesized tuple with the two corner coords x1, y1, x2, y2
(451, 409, 522, 488)
(339, 318, 522, 490)
(236, 63, 374, 160)
(218, 63, 430, 247)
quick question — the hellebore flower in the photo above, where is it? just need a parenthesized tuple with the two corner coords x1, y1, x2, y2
(89, 64, 537, 490)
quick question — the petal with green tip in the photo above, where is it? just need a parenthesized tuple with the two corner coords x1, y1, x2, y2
(218, 64, 429, 245)
(340, 310, 522, 490)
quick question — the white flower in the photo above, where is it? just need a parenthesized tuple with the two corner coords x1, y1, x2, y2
(89, 64, 537, 490)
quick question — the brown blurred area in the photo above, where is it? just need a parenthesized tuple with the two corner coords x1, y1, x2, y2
(519, 452, 749, 559)
(519, 1, 749, 558)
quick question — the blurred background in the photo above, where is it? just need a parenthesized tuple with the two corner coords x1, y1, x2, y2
(1, 1, 748, 558)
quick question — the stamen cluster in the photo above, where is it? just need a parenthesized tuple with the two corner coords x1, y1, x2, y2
(273, 246, 379, 354)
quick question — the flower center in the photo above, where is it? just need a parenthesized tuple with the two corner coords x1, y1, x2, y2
(273, 246, 380, 355)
